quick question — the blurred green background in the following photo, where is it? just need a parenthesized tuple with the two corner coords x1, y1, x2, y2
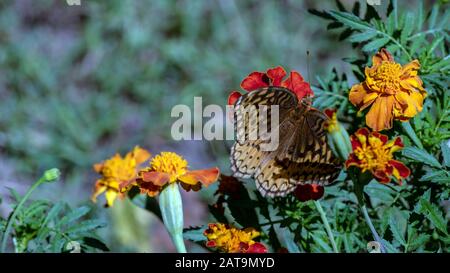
(0, 0, 424, 252)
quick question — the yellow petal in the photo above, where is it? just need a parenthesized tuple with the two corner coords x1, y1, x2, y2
(132, 146, 151, 165)
(394, 91, 424, 118)
(105, 189, 118, 207)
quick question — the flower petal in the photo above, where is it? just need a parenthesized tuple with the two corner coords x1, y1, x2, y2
(91, 182, 107, 203)
(178, 167, 220, 186)
(281, 71, 313, 100)
(228, 91, 242, 105)
(245, 242, 268, 253)
(349, 83, 376, 110)
(132, 146, 151, 165)
(140, 171, 170, 186)
(104, 189, 118, 207)
(93, 163, 104, 173)
(345, 154, 361, 168)
(401, 60, 420, 77)
(394, 90, 424, 118)
(372, 169, 391, 184)
(365, 96, 394, 131)
(240, 72, 269, 91)
(266, 66, 287, 86)
(372, 48, 393, 66)
(389, 160, 410, 180)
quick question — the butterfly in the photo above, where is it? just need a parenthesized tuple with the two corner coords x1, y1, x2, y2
(230, 86, 342, 197)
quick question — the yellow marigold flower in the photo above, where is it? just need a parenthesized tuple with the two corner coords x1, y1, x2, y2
(349, 48, 427, 131)
(92, 146, 151, 207)
(124, 152, 220, 197)
(324, 109, 339, 133)
(204, 223, 267, 253)
(346, 128, 410, 184)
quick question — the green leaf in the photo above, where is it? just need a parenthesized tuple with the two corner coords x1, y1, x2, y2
(58, 206, 91, 227)
(389, 213, 406, 246)
(441, 140, 450, 167)
(183, 226, 206, 243)
(348, 30, 378, 42)
(427, 36, 444, 57)
(328, 11, 371, 31)
(65, 220, 106, 235)
(402, 147, 442, 168)
(417, 198, 448, 235)
(408, 233, 430, 251)
(41, 202, 64, 227)
(362, 37, 390, 52)
(400, 12, 414, 44)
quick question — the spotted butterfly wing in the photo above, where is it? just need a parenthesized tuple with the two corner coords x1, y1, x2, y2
(230, 86, 342, 197)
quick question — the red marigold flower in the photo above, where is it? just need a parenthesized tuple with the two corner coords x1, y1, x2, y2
(227, 66, 313, 105)
(346, 128, 410, 184)
(293, 184, 325, 202)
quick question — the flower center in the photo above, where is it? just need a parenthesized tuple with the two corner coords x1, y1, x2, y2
(151, 152, 188, 182)
(354, 136, 392, 172)
(372, 61, 402, 94)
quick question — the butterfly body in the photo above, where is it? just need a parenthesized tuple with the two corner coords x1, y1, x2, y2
(230, 87, 342, 197)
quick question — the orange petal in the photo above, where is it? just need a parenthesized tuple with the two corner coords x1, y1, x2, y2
(349, 83, 373, 109)
(372, 48, 393, 66)
(140, 171, 170, 186)
(178, 167, 220, 187)
(93, 163, 104, 173)
(132, 146, 151, 165)
(401, 60, 420, 77)
(365, 96, 394, 131)
(394, 91, 424, 118)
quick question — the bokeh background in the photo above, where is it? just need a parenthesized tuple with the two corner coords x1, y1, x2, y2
(0, 0, 425, 252)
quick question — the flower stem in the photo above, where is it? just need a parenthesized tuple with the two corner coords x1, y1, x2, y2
(360, 205, 386, 253)
(314, 200, 339, 253)
(0, 169, 59, 253)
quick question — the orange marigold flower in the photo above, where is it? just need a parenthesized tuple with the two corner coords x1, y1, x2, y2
(124, 152, 220, 197)
(92, 146, 151, 207)
(346, 128, 410, 184)
(349, 48, 427, 131)
(227, 66, 313, 105)
(204, 223, 267, 253)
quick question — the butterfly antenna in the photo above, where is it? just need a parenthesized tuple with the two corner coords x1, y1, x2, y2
(306, 50, 312, 106)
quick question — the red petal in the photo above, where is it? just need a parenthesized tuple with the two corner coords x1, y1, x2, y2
(389, 160, 411, 179)
(311, 185, 325, 200)
(372, 132, 388, 144)
(324, 109, 336, 119)
(246, 242, 268, 253)
(266, 66, 287, 86)
(294, 184, 313, 202)
(345, 154, 361, 168)
(373, 170, 391, 184)
(206, 241, 216, 247)
(350, 136, 362, 150)
(393, 137, 404, 148)
(240, 72, 269, 91)
(356, 127, 370, 137)
(281, 71, 313, 100)
(140, 171, 170, 186)
(227, 91, 242, 105)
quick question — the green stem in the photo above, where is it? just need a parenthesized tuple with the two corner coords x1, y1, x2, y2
(314, 200, 339, 253)
(360, 205, 386, 253)
(1, 177, 46, 253)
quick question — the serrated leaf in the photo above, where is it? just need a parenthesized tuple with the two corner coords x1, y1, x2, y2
(418, 198, 448, 235)
(402, 146, 442, 168)
(362, 37, 390, 52)
(427, 36, 444, 57)
(389, 213, 406, 246)
(381, 239, 399, 253)
(58, 206, 91, 227)
(348, 30, 378, 42)
(408, 234, 430, 251)
(328, 11, 371, 31)
(65, 220, 106, 235)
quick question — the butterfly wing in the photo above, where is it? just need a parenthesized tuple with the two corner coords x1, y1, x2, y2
(231, 87, 298, 179)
